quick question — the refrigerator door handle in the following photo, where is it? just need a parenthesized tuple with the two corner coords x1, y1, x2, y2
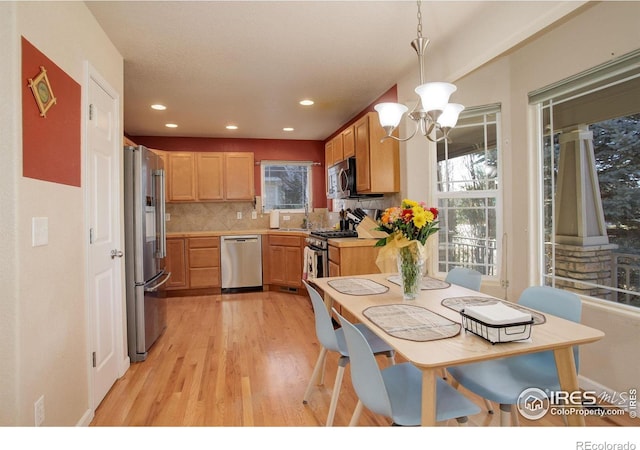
(144, 271, 172, 292)
(155, 169, 167, 258)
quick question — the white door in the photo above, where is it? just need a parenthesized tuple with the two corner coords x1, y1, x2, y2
(86, 67, 122, 407)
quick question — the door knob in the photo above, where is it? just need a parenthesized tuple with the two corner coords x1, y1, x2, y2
(110, 249, 124, 259)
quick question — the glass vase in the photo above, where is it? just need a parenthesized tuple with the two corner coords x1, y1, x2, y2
(396, 241, 425, 300)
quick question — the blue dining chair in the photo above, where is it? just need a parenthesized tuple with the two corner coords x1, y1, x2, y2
(445, 267, 482, 291)
(301, 280, 395, 426)
(446, 285, 582, 426)
(336, 311, 481, 426)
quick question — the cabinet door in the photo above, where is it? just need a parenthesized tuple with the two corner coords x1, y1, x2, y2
(268, 246, 286, 285)
(367, 112, 400, 193)
(196, 153, 224, 200)
(354, 115, 371, 192)
(224, 152, 255, 200)
(331, 133, 344, 165)
(168, 152, 196, 201)
(342, 125, 355, 158)
(166, 238, 188, 289)
(284, 246, 303, 287)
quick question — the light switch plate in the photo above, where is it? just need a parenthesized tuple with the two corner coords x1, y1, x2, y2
(236, 211, 242, 219)
(251, 211, 257, 219)
(32, 217, 48, 247)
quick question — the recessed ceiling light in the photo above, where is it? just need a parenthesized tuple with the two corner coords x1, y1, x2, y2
(151, 104, 167, 110)
(283, 127, 294, 132)
(226, 125, 238, 130)
(165, 123, 178, 128)
(299, 99, 314, 106)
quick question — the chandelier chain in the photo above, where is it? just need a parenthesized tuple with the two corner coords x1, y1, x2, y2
(416, 0, 423, 38)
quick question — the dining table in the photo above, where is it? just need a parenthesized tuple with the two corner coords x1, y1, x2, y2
(310, 273, 605, 426)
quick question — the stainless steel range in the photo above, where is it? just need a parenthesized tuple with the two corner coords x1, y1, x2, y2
(304, 229, 358, 278)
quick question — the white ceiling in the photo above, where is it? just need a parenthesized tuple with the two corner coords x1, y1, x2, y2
(85, 1, 581, 141)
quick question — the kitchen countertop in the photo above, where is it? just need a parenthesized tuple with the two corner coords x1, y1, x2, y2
(167, 229, 379, 247)
(166, 229, 311, 238)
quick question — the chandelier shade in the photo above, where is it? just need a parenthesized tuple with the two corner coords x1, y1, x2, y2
(374, 0, 464, 143)
(374, 103, 409, 128)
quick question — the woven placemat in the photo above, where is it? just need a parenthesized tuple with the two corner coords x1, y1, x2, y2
(386, 275, 451, 290)
(327, 278, 389, 295)
(363, 304, 461, 342)
(441, 296, 546, 325)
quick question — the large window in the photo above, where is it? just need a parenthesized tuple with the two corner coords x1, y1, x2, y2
(261, 161, 312, 212)
(435, 105, 502, 277)
(533, 49, 640, 309)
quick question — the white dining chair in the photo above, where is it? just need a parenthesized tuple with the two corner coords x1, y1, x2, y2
(302, 280, 395, 426)
(336, 310, 481, 426)
(447, 286, 582, 426)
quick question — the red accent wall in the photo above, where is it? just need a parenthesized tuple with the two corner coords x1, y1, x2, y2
(133, 137, 327, 208)
(22, 37, 81, 187)
(131, 85, 398, 210)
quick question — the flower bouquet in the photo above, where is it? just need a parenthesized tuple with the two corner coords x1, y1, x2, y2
(374, 199, 439, 299)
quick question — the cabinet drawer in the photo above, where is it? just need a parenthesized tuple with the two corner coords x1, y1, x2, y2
(189, 236, 219, 248)
(269, 235, 301, 247)
(328, 245, 340, 263)
(189, 267, 220, 288)
(189, 248, 219, 268)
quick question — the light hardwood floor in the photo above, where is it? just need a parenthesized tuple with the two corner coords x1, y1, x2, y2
(91, 291, 638, 427)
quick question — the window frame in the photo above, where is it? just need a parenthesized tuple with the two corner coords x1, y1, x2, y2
(260, 160, 313, 213)
(433, 104, 503, 281)
(531, 48, 640, 311)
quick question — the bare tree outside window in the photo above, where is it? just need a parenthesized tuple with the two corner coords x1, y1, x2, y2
(261, 162, 311, 212)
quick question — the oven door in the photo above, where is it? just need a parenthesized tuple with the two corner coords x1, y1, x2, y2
(304, 245, 328, 279)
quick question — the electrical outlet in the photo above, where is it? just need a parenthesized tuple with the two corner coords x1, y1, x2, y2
(282, 215, 290, 221)
(251, 211, 257, 219)
(165, 213, 171, 221)
(34, 395, 45, 427)
(236, 211, 242, 219)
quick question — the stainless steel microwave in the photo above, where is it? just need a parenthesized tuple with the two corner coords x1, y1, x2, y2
(327, 157, 382, 199)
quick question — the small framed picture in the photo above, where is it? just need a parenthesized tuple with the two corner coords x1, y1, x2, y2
(28, 66, 56, 117)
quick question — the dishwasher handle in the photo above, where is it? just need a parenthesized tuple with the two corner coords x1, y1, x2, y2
(223, 236, 259, 243)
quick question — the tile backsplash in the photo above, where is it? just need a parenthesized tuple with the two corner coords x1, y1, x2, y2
(165, 195, 399, 233)
(166, 202, 329, 232)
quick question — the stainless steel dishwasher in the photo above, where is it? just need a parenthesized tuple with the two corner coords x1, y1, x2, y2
(220, 235, 263, 291)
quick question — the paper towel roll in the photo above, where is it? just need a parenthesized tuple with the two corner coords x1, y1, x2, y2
(269, 210, 280, 229)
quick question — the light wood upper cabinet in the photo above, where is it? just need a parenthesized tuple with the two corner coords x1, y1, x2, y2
(168, 152, 197, 201)
(196, 153, 224, 200)
(224, 152, 254, 201)
(354, 112, 400, 194)
(166, 151, 254, 202)
(342, 125, 355, 159)
(330, 133, 343, 165)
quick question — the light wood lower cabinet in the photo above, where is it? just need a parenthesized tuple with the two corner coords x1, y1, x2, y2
(264, 234, 304, 290)
(166, 238, 188, 289)
(165, 236, 220, 291)
(327, 243, 381, 276)
(188, 237, 220, 288)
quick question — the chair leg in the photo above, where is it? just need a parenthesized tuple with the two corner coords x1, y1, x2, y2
(455, 416, 469, 426)
(499, 404, 512, 426)
(326, 359, 347, 427)
(484, 398, 494, 414)
(303, 347, 327, 404)
(386, 352, 395, 365)
(349, 400, 364, 426)
(511, 407, 520, 426)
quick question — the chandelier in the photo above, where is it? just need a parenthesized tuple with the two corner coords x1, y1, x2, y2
(375, 0, 464, 143)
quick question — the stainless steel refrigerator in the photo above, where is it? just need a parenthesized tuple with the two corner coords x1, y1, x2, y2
(124, 145, 170, 362)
